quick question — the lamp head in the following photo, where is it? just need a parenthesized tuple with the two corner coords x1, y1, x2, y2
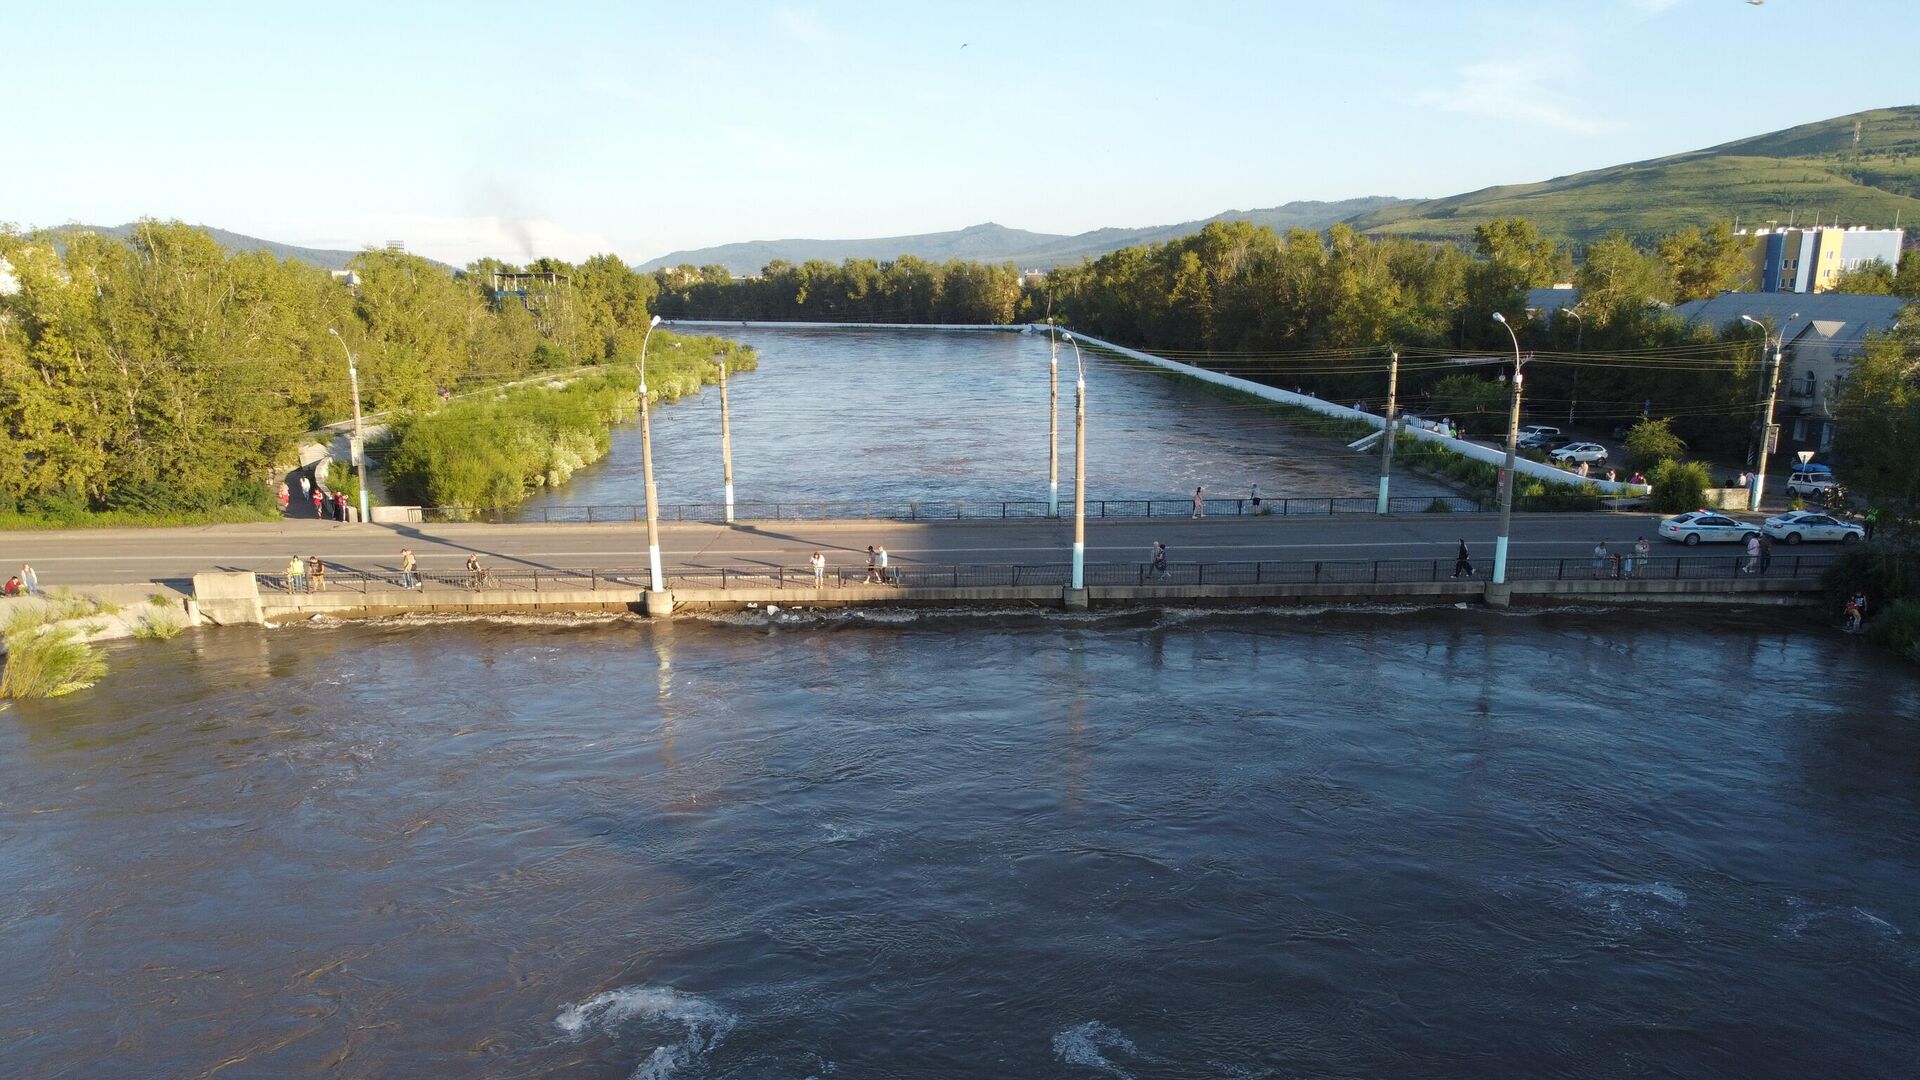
(649, 315, 662, 328)
(1062, 332, 1074, 342)
(1491, 312, 1507, 325)
(327, 327, 339, 337)
(1740, 314, 1760, 327)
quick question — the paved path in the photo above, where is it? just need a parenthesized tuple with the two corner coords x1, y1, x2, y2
(0, 513, 1678, 588)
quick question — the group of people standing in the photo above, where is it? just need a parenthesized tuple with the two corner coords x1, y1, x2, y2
(275, 472, 351, 521)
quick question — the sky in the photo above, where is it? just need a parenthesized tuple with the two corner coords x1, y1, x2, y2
(4, 0, 1914, 267)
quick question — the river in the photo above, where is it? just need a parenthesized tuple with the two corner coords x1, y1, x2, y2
(513, 326, 1457, 517)
(4, 606, 1917, 1077)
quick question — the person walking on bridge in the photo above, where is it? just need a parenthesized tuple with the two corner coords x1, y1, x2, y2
(1452, 540, 1474, 579)
(399, 548, 418, 590)
(1152, 542, 1170, 581)
(810, 551, 826, 587)
(285, 556, 305, 595)
(1192, 486, 1206, 518)
(864, 546, 881, 585)
(20, 563, 38, 597)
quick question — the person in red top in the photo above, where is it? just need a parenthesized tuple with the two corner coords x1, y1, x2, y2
(334, 490, 349, 521)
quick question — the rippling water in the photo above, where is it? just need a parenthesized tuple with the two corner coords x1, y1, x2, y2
(514, 326, 1454, 516)
(4, 608, 1917, 1077)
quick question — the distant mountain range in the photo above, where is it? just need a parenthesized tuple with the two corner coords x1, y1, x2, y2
(635, 198, 1411, 276)
(41, 107, 1918, 277)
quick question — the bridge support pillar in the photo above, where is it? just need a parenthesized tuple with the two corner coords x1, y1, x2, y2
(1063, 587, 1089, 611)
(643, 590, 676, 618)
(1483, 582, 1512, 608)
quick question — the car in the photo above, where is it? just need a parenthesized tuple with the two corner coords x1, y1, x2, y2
(1785, 469, 1839, 499)
(1658, 511, 1762, 546)
(1763, 511, 1863, 544)
(1520, 425, 1562, 439)
(1550, 442, 1608, 465)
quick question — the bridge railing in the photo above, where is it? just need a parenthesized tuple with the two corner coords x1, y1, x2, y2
(417, 494, 1546, 524)
(264, 552, 1837, 596)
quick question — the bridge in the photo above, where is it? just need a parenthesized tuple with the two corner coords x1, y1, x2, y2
(0, 512, 1837, 626)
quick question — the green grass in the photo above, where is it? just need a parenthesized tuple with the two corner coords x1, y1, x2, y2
(0, 503, 279, 530)
(130, 615, 184, 641)
(1, 608, 108, 699)
(1350, 106, 1920, 245)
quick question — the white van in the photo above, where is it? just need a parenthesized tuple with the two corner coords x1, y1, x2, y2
(1786, 470, 1838, 498)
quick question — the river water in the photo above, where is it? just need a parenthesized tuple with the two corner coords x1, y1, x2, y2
(4, 606, 1917, 1077)
(514, 327, 1455, 517)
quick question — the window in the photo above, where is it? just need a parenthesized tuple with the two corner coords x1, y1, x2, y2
(1792, 418, 1807, 441)
(1818, 423, 1834, 452)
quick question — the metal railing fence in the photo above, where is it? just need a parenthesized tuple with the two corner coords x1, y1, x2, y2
(265, 552, 1838, 596)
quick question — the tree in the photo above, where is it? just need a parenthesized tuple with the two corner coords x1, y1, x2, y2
(1658, 223, 1754, 302)
(1832, 309, 1920, 529)
(1574, 232, 1670, 327)
(1897, 250, 1920, 300)
(1828, 259, 1897, 296)
(1648, 459, 1712, 514)
(1623, 417, 1686, 471)
(1424, 373, 1508, 422)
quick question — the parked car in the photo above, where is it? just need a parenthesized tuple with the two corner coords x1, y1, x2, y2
(1520, 425, 1561, 439)
(1762, 511, 1863, 544)
(1785, 469, 1839, 499)
(1550, 442, 1608, 465)
(1658, 511, 1762, 546)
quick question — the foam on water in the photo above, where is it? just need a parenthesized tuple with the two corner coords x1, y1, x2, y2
(1567, 881, 1690, 934)
(1052, 1020, 1140, 1078)
(555, 984, 737, 1080)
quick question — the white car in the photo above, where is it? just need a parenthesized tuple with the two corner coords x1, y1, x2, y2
(1658, 511, 1762, 546)
(1550, 442, 1608, 465)
(1520, 425, 1561, 439)
(1784, 470, 1839, 499)
(1763, 511, 1863, 544)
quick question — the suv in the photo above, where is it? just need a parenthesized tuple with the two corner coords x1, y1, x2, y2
(1519, 425, 1561, 440)
(1550, 442, 1608, 465)
(1785, 470, 1838, 499)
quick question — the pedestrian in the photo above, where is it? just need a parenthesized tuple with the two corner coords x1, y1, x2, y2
(1845, 596, 1862, 633)
(876, 545, 892, 584)
(2, 575, 21, 597)
(399, 548, 418, 590)
(276, 481, 290, 511)
(1758, 532, 1773, 574)
(1577, 461, 1590, 479)
(307, 555, 326, 593)
(864, 546, 881, 584)
(1605, 468, 1617, 484)
(1743, 533, 1761, 575)
(1152, 541, 1170, 581)
(299, 473, 311, 500)
(20, 563, 38, 596)
(312, 487, 325, 517)
(1250, 483, 1261, 511)
(1192, 486, 1205, 518)
(1864, 507, 1878, 540)
(1852, 590, 1869, 621)
(1592, 541, 1609, 579)
(1629, 471, 1646, 486)
(285, 555, 305, 594)
(1631, 536, 1650, 578)
(335, 490, 349, 522)
(1452, 539, 1474, 579)
(810, 551, 826, 587)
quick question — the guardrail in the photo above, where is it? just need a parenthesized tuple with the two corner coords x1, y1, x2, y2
(265, 552, 1838, 596)
(420, 494, 1548, 524)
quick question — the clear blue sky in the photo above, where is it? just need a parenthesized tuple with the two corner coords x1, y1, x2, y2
(5, 0, 1913, 266)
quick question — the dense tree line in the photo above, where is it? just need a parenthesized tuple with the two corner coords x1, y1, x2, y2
(652, 256, 1031, 324)
(0, 221, 663, 520)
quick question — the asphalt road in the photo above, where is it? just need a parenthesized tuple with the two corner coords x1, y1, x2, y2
(0, 512, 1684, 588)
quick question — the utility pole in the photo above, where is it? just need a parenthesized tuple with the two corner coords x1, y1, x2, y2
(326, 327, 371, 524)
(1064, 333, 1087, 590)
(1048, 324, 1061, 519)
(639, 315, 664, 592)
(1562, 307, 1583, 425)
(1740, 313, 1793, 512)
(716, 350, 735, 524)
(1376, 350, 1399, 514)
(1491, 312, 1526, 585)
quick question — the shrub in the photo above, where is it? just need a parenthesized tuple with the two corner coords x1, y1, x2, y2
(131, 615, 184, 641)
(1866, 600, 1920, 664)
(1, 612, 108, 699)
(1425, 498, 1454, 513)
(1818, 540, 1917, 609)
(1624, 418, 1687, 472)
(1648, 459, 1711, 514)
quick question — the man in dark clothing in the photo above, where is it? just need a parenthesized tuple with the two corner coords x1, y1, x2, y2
(1452, 540, 1474, 579)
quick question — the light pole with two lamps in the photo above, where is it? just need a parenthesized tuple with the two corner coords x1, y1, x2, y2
(325, 327, 371, 525)
(1490, 311, 1527, 585)
(1061, 332, 1088, 590)
(638, 315, 665, 593)
(1739, 312, 1795, 513)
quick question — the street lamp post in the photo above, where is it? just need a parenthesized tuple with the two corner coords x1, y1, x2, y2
(639, 314, 664, 592)
(1562, 307, 1583, 424)
(1740, 312, 1795, 513)
(715, 350, 735, 524)
(1490, 312, 1526, 585)
(325, 327, 371, 525)
(1063, 333, 1087, 590)
(1376, 349, 1399, 514)
(1048, 324, 1061, 519)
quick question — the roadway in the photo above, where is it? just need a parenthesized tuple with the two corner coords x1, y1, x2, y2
(0, 512, 1678, 588)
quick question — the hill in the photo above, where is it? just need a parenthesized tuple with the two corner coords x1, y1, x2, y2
(41, 223, 458, 272)
(1345, 105, 1920, 245)
(637, 197, 1409, 276)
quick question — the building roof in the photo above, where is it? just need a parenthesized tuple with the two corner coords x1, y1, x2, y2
(1670, 291, 1906, 359)
(1525, 287, 1579, 318)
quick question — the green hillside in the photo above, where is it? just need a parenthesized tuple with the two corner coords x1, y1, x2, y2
(1348, 106, 1920, 245)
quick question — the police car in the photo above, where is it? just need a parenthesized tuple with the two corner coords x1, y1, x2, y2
(1762, 510, 1864, 544)
(1657, 511, 1762, 546)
